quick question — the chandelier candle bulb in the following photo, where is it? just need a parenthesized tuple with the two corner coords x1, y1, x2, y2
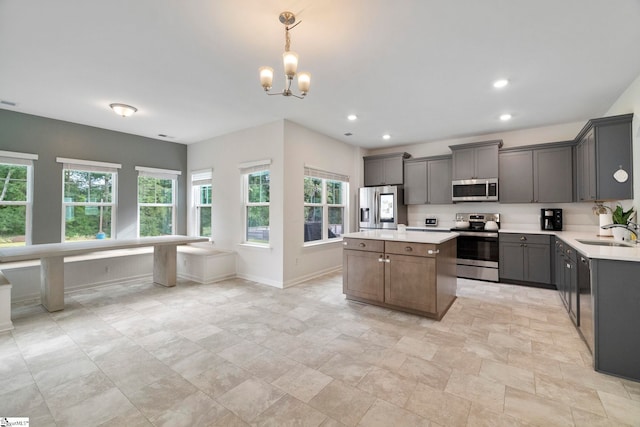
(283, 51, 299, 77)
(297, 72, 311, 93)
(259, 67, 274, 90)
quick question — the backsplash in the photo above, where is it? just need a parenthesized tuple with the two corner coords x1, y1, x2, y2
(407, 200, 635, 233)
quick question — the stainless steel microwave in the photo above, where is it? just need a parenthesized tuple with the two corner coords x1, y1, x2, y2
(452, 178, 498, 202)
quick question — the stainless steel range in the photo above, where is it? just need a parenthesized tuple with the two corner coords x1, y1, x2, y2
(451, 213, 500, 282)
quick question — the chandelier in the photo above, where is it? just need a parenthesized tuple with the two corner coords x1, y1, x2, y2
(259, 11, 311, 99)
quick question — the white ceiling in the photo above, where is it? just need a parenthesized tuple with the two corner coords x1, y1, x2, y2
(1, 1, 640, 149)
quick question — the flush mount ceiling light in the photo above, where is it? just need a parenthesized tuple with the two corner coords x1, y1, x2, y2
(347, 114, 358, 121)
(500, 113, 512, 121)
(109, 103, 137, 117)
(382, 134, 391, 140)
(493, 79, 509, 88)
(259, 11, 311, 99)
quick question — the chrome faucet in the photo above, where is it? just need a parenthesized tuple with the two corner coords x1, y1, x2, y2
(601, 221, 639, 240)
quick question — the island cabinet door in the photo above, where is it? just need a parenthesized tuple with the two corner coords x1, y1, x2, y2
(384, 253, 436, 313)
(343, 249, 385, 302)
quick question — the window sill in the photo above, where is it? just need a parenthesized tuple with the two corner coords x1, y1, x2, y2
(238, 242, 272, 250)
(303, 238, 344, 248)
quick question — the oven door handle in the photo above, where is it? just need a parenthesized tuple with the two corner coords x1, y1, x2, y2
(454, 231, 499, 238)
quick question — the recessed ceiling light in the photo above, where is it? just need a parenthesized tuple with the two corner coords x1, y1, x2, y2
(347, 114, 358, 121)
(344, 132, 353, 136)
(382, 134, 391, 140)
(500, 113, 512, 121)
(493, 79, 509, 88)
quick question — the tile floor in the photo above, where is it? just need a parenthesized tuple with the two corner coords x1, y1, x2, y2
(1, 272, 639, 426)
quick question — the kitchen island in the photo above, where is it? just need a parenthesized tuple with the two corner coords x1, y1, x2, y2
(342, 230, 458, 320)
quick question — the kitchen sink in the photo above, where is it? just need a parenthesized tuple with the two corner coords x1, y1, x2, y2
(576, 239, 635, 248)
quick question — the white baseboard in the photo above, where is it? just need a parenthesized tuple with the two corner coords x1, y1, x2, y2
(283, 266, 342, 288)
(178, 272, 236, 284)
(0, 321, 14, 333)
(235, 273, 284, 289)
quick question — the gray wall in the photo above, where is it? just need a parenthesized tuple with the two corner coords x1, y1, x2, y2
(0, 110, 187, 244)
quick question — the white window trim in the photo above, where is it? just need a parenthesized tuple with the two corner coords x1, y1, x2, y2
(60, 163, 118, 242)
(303, 167, 349, 246)
(0, 151, 36, 246)
(191, 168, 213, 239)
(241, 167, 270, 246)
(136, 166, 179, 237)
(57, 157, 121, 171)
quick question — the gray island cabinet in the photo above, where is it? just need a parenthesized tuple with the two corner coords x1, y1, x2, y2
(342, 230, 457, 320)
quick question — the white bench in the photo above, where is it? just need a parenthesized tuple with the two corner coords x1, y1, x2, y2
(0, 236, 208, 313)
(0, 271, 13, 332)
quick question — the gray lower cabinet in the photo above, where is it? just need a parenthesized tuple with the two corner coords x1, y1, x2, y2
(404, 156, 452, 205)
(575, 113, 633, 201)
(499, 233, 552, 285)
(591, 258, 640, 381)
(499, 144, 573, 203)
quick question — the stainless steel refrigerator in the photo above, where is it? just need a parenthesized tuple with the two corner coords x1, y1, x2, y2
(359, 186, 407, 230)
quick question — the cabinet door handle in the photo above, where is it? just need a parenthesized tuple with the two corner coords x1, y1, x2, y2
(428, 249, 440, 255)
(359, 243, 366, 247)
(378, 256, 385, 263)
(566, 263, 571, 269)
(404, 246, 413, 252)
(520, 236, 527, 241)
(566, 249, 572, 255)
(343, 241, 348, 246)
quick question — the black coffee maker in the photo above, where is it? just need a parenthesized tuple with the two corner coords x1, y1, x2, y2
(541, 208, 563, 231)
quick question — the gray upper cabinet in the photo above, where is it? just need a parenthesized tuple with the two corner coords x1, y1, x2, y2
(404, 156, 452, 205)
(363, 152, 410, 186)
(403, 160, 427, 204)
(450, 140, 501, 180)
(575, 114, 633, 201)
(428, 156, 452, 204)
(534, 145, 573, 202)
(499, 143, 573, 203)
(499, 150, 533, 203)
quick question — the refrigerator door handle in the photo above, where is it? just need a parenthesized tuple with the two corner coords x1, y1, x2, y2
(374, 191, 379, 226)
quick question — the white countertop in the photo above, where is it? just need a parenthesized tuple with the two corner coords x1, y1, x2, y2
(0, 236, 209, 263)
(499, 229, 640, 262)
(343, 230, 458, 245)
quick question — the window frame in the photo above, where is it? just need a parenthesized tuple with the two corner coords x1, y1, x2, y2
(191, 169, 212, 239)
(136, 166, 181, 237)
(0, 151, 37, 246)
(303, 167, 349, 245)
(58, 157, 120, 243)
(240, 160, 271, 246)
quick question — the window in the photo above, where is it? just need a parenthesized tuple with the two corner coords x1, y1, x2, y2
(136, 166, 180, 237)
(58, 158, 120, 242)
(303, 167, 349, 243)
(241, 160, 271, 245)
(191, 169, 212, 238)
(0, 151, 37, 247)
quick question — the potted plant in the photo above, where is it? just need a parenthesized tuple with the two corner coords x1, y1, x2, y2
(610, 204, 635, 241)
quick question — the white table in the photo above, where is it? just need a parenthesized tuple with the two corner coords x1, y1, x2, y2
(0, 236, 209, 312)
